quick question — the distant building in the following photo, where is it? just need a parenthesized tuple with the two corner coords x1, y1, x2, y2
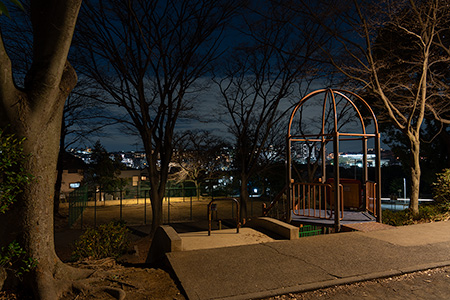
(60, 169, 84, 200)
(337, 149, 398, 167)
(59, 151, 87, 201)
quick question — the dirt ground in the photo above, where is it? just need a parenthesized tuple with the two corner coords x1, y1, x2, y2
(60, 259, 185, 300)
(53, 211, 186, 300)
(1, 210, 187, 300)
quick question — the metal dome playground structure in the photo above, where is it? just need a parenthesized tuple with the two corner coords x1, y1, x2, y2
(286, 89, 382, 231)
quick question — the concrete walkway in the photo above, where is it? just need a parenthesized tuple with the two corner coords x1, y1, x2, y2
(166, 221, 450, 300)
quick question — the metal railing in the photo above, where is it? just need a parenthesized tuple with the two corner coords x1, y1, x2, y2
(366, 181, 377, 217)
(262, 185, 288, 217)
(207, 198, 240, 236)
(292, 182, 344, 220)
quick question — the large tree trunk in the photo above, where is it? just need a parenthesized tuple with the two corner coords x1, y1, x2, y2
(0, 2, 83, 298)
(54, 116, 69, 216)
(240, 173, 249, 222)
(409, 138, 421, 215)
(150, 188, 164, 235)
(0, 68, 89, 298)
(7, 104, 83, 298)
(53, 147, 64, 216)
(146, 154, 169, 236)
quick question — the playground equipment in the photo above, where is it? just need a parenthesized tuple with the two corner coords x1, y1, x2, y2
(286, 89, 382, 231)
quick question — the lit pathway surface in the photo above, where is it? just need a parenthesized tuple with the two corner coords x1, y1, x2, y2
(167, 221, 450, 300)
(180, 228, 274, 251)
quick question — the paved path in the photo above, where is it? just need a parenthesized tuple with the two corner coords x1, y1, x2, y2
(166, 221, 450, 300)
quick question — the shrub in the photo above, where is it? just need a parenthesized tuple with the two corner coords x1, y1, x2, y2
(0, 129, 33, 213)
(71, 221, 130, 261)
(0, 128, 36, 279)
(382, 209, 414, 226)
(383, 204, 448, 226)
(417, 204, 441, 221)
(432, 169, 450, 205)
(0, 241, 37, 279)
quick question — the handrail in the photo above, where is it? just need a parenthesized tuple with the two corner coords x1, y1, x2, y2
(262, 185, 289, 216)
(291, 182, 344, 220)
(366, 181, 377, 217)
(208, 198, 240, 236)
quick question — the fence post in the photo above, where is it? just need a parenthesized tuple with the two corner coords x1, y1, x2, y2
(232, 201, 234, 219)
(94, 189, 97, 228)
(144, 189, 147, 225)
(120, 189, 123, 221)
(190, 195, 193, 220)
(167, 188, 171, 224)
(137, 180, 140, 204)
(80, 188, 83, 230)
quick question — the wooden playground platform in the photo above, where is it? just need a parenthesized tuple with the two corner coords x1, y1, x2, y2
(290, 209, 376, 227)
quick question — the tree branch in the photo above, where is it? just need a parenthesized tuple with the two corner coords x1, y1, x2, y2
(26, 0, 81, 110)
(0, 29, 16, 108)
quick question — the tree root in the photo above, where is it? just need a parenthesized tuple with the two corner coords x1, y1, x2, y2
(73, 281, 126, 300)
(3, 258, 131, 299)
(67, 259, 131, 300)
(0, 267, 6, 290)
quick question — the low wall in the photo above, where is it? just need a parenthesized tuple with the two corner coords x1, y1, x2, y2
(247, 217, 299, 240)
(146, 225, 182, 264)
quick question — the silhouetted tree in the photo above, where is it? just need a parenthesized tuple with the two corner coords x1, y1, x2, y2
(171, 130, 228, 190)
(298, 0, 450, 214)
(216, 0, 326, 219)
(76, 0, 242, 235)
(83, 141, 126, 194)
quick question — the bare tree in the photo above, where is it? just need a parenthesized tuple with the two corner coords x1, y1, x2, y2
(297, 0, 450, 214)
(171, 130, 228, 191)
(216, 0, 325, 219)
(76, 0, 241, 235)
(0, 1, 92, 298)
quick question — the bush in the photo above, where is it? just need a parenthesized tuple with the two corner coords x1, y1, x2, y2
(382, 209, 414, 226)
(0, 129, 33, 213)
(383, 204, 448, 226)
(71, 221, 130, 261)
(432, 169, 450, 206)
(0, 128, 36, 279)
(417, 204, 442, 221)
(0, 241, 37, 279)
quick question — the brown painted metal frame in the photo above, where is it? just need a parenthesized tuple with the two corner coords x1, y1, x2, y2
(291, 182, 344, 220)
(286, 89, 382, 231)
